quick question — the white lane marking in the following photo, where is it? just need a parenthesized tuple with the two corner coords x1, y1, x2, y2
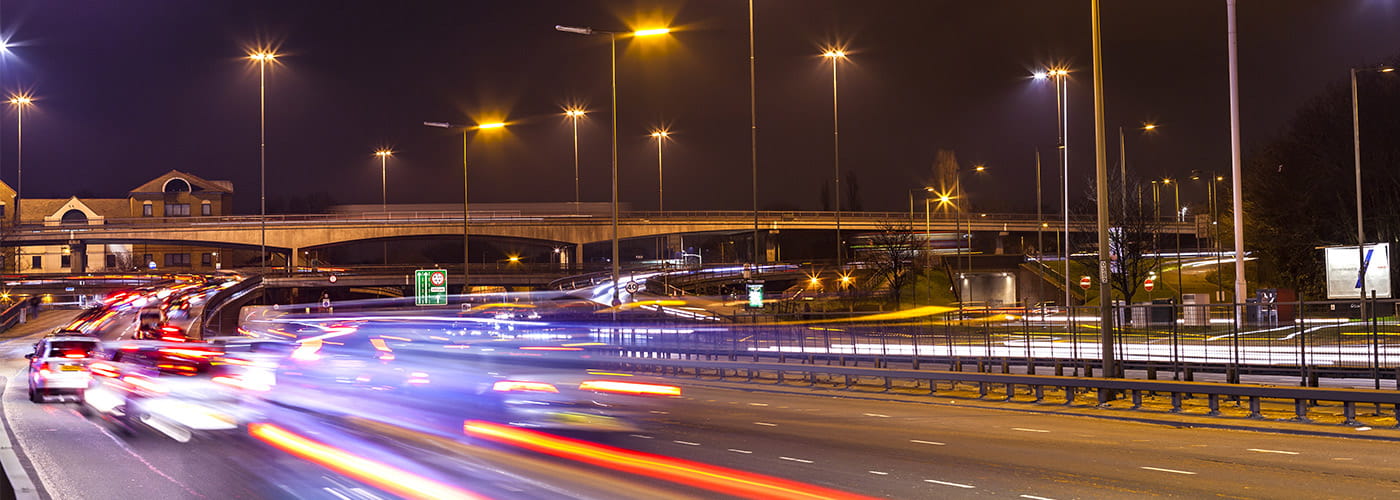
(748, 402, 769, 406)
(322, 488, 353, 500)
(1012, 427, 1050, 433)
(727, 449, 753, 454)
(779, 456, 814, 464)
(1020, 495, 1056, 500)
(924, 479, 975, 489)
(1332, 457, 1354, 461)
(868, 471, 889, 475)
(650, 411, 670, 415)
(911, 439, 946, 446)
(1140, 466, 1196, 475)
(1248, 448, 1299, 455)
(863, 413, 890, 418)
(630, 434, 653, 439)
(673, 440, 701, 446)
(754, 422, 777, 427)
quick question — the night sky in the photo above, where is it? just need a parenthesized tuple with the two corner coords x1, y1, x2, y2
(1, 0, 1398, 215)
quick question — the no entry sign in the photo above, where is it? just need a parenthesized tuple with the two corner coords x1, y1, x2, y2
(1079, 276, 1092, 290)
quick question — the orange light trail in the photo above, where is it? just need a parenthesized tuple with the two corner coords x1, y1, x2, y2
(462, 421, 876, 500)
(249, 423, 484, 500)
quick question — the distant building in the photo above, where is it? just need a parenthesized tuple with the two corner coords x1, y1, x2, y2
(2, 170, 234, 273)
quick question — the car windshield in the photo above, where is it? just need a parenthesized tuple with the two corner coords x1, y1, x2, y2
(45, 341, 96, 358)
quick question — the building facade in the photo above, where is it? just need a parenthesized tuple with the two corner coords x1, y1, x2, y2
(4, 170, 234, 273)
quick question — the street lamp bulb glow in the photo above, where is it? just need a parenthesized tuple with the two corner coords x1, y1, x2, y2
(1381, 67, 1396, 73)
(477, 122, 506, 130)
(1050, 69, 1069, 76)
(823, 50, 846, 58)
(564, 109, 586, 117)
(1032, 71, 1047, 80)
(508, 255, 521, 263)
(939, 195, 951, 203)
(375, 150, 393, 157)
(651, 131, 668, 137)
(1216, 176, 1224, 181)
(248, 51, 277, 61)
(8, 96, 31, 105)
(1142, 123, 1157, 131)
(1162, 178, 1172, 184)
(633, 28, 671, 37)
(974, 165, 986, 172)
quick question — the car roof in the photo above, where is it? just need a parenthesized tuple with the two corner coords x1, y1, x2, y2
(42, 335, 100, 343)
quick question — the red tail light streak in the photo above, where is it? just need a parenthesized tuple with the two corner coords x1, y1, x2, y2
(462, 421, 876, 500)
(578, 380, 681, 397)
(248, 423, 484, 500)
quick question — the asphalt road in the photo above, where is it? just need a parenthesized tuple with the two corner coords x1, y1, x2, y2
(4, 309, 1400, 499)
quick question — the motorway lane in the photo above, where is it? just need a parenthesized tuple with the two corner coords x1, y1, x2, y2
(612, 383, 1400, 499)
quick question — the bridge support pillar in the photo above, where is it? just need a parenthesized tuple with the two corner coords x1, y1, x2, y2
(574, 245, 584, 271)
(288, 247, 301, 270)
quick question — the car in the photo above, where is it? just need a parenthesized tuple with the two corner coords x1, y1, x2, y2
(26, 335, 101, 403)
(82, 341, 259, 441)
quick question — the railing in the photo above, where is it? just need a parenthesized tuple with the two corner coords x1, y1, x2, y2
(0, 297, 41, 334)
(198, 276, 263, 338)
(587, 355, 1400, 425)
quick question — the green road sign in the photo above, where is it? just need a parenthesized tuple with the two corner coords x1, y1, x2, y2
(414, 269, 448, 306)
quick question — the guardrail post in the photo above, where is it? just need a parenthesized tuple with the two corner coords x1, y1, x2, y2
(1342, 402, 1360, 426)
(1085, 364, 1093, 378)
(1026, 357, 1035, 375)
(1146, 363, 1157, 380)
(1064, 386, 1075, 405)
(1001, 358, 1010, 374)
(1207, 394, 1221, 416)
(1171, 393, 1183, 413)
(929, 378, 938, 395)
(1293, 399, 1309, 422)
(1054, 362, 1063, 376)
(1033, 385, 1043, 402)
(1130, 390, 1142, 409)
(1393, 404, 1400, 428)
(1248, 396, 1262, 419)
(1004, 383, 1014, 401)
(978, 382, 987, 398)
(884, 376, 892, 392)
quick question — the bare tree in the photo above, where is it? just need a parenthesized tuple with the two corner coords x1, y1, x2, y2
(862, 221, 920, 307)
(1071, 171, 1165, 303)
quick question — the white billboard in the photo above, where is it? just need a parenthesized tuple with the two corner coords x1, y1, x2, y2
(1324, 243, 1392, 299)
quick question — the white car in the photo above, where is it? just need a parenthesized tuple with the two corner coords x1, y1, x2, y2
(27, 335, 100, 403)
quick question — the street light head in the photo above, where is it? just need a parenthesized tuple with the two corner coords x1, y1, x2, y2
(1162, 178, 1172, 184)
(651, 130, 669, 138)
(939, 195, 951, 203)
(8, 95, 31, 106)
(1032, 71, 1048, 80)
(632, 27, 671, 37)
(822, 50, 846, 58)
(375, 149, 393, 158)
(1380, 67, 1396, 73)
(924, 186, 934, 192)
(555, 25, 594, 35)
(564, 108, 586, 118)
(974, 165, 987, 173)
(477, 122, 506, 130)
(423, 121, 452, 128)
(1142, 122, 1158, 131)
(247, 51, 278, 61)
(1215, 176, 1224, 182)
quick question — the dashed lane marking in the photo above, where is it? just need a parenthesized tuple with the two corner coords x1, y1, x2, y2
(779, 456, 814, 464)
(1012, 428, 1050, 433)
(748, 403, 769, 406)
(727, 449, 753, 454)
(1020, 495, 1056, 500)
(630, 434, 653, 439)
(863, 413, 890, 418)
(673, 440, 701, 446)
(924, 479, 975, 489)
(1140, 467, 1196, 475)
(868, 471, 888, 476)
(1247, 449, 1299, 455)
(910, 439, 946, 446)
(754, 422, 777, 427)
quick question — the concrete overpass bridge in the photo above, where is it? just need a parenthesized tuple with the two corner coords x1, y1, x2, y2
(2, 209, 1198, 268)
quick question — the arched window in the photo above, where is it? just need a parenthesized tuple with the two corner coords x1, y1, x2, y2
(60, 209, 88, 225)
(163, 178, 192, 193)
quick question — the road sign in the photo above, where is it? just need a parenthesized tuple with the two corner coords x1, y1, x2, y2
(1144, 277, 1155, 292)
(624, 281, 641, 294)
(747, 281, 765, 308)
(414, 269, 448, 306)
(1079, 276, 1092, 290)
(328, 275, 338, 283)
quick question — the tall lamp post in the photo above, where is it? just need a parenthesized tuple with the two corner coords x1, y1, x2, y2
(248, 50, 278, 269)
(7, 94, 31, 227)
(422, 121, 506, 293)
(1163, 178, 1182, 302)
(555, 24, 671, 306)
(650, 129, 670, 211)
(1350, 65, 1395, 315)
(375, 149, 394, 266)
(823, 49, 848, 268)
(564, 108, 585, 209)
(1032, 67, 1070, 319)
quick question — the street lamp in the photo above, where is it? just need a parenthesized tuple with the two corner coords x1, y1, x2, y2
(1192, 172, 1226, 299)
(555, 23, 671, 306)
(650, 129, 670, 211)
(1163, 177, 1182, 302)
(7, 94, 31, 226)
(1118, 121, 1156, 206)
(563, 108, 586, 209)
(247, 50, 278, 269)
(374, 149, 394, 210)
(823, 49, 849, 268)
(423, 120, 507, 293)
(1033, 67, 1071, 316)
(1350, 65, 1395, 310)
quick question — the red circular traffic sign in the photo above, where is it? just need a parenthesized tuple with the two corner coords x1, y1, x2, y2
(430, 271, 446, 286)
(1079, 276, 1092, 290)
(328, 275, 338, 283)
(1143, 277, 1155, 292)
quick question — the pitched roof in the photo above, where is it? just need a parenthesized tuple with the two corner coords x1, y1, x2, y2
(129, 170, 234, 194)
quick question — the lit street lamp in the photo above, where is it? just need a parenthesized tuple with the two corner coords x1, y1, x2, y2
(7, 94, 31, 226)
(1032, 67, 1071, 315)
(650, 129, 670, 211)
(555, 23, 671, 306)
(823, 48, 848, 268)
(374, 149, 393, 210)
(423, 120, 506, 293)
(247, 50, 278, 269)
(563, 108, 586, 209)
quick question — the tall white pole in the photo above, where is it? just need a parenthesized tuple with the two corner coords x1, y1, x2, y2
(1350, 68, 1367, 305)
(831, 56, 842, 269)
(749, 0, 760, 265)
(259, 58, 267, 269)
(572, 114, 580, 209)
(656, 134, 664, 211)
(1227, 0, 1247, 305)
(1092, 0, 1116, 378)
(610, 33, 620, 307)
(1057, 74, 1071, 317)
